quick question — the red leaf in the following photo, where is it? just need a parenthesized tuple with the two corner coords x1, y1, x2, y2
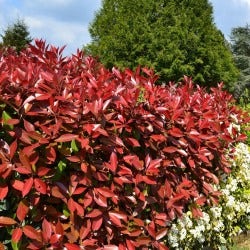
(103, 245, 119, 250)
(37, 167, 51, 177)
(22, 177, 34, 197)
(147, 221, 156, 238)
(191, 206, 203, 218)
(15, 167, 32, 174)
(40, 71, 54, 82)
(93, 193, 107, 207)
(23, 225, 42, 242)
(150, 134, 166, 142)
(95, 187, 115, 198)
(109, 211, 127, 227)
(12, 228, 23, 243)
(34, 178, 47, 194)
(55, 134, 78, 142)
(0, 183, 8, 200)
(55, 221, 64, 236)
(24, 119, 35, 132)
(19, 151, 32, 168)
(163, 146, 178, 153)
(80, 220, 91, 240)
(106, 151, 117, 173)
(92, 216, 103, 231)
(67, 198, 76, 213)
(49, 234, 62, 245)
(195, 196, 207, 206)
(156, 228, 168, 241)
(0, 216, 17, 225)
(64, 243, 81, 250)
(126, 138, 140, 147)
(46, 146, 57, 163)
(169, 127, 183, 137)
(42, 218, 52, 242)
(126, 239, 136, 250)
(17, 200, 29, 221)
(9, 140, 17, 160)
(86, 209, 102, 218)
(11, 180, 24, 192)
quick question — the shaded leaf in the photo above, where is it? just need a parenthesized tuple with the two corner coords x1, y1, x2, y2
(0, 216, 17, 225)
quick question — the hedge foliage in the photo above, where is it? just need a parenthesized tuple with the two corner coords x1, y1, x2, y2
(0, 40, 249, 249)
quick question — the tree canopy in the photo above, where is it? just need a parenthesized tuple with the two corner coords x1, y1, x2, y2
(1, 19, 32, 52)
(230, 24, 250, 101)
(86, 0, 238, 87)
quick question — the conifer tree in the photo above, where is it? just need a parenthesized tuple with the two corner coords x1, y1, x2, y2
(86, 0, 238, 87)
(1, 19, 32, 52)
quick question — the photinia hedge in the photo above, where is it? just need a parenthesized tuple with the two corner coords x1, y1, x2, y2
(0, 40, 249, 249)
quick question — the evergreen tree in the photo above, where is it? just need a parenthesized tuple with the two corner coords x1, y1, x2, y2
(230, 25, 250, 102)
(86, 0, 238, 87)
(1, 19, 32, 52)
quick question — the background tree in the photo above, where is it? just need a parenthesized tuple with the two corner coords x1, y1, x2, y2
(86, 0, 238, 87)
(1, 19, 32, 52)
(230, 24, 250, 102)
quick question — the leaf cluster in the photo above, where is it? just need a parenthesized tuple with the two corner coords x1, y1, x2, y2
(0, 40, 249, 249)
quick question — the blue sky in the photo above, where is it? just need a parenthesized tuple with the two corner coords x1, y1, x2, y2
(0, 0, 250, 55)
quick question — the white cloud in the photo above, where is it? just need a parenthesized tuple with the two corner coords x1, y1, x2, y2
(0, 0, 101, 55)
(233, 0, 250, 7)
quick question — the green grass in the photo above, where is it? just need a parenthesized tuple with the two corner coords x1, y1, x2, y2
(231, 233, 250, 250)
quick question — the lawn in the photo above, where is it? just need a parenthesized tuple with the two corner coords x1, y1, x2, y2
(231, 232, 250, 250)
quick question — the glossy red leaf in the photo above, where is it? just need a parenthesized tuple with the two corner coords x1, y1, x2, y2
(163, 146, 178, 153)
(168, 127, 183, 137)
(156, 228, 168, 240)
(146, 221, 156, 238)
(126, 138, 140, 147)
(93, 193, 107, 207)
(0, 183, 8, 200)
(37, 166, 51, 177)
(24, 119, 35, 132)
(86, 209, 103, 218)
(40, 71, 54, 82)
(80, 220, 91, 240)
(109, 211, 127, 227)
(95, 187, 114, 198)
(22, 177, 34, 197)
(64, 243, 81, 250)
(34, 178, 47, 194)
(92, 216, 103, 231)
(12, 228, 23, 243)
(42, 218, 52, 242)
(103, 245, 119, 250)
(55, 134, 78, 142)
(46, 146, 57, 163)
(191, 206, 203, 218)
(49, 233, 62, 245)
(126, 239, 136, 250)
(17, 200, 29, 221)
(23, 225, 42, 242)
(0, 216, 17, 225)
(15, 166, 32, 174)
(11, 179, 24, 192)
(19, 152, 32, 171)
(9, 140, 17, 160)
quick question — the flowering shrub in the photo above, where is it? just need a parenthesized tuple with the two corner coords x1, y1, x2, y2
(167, 142, 250, 250)
(0, 40, 249, 249)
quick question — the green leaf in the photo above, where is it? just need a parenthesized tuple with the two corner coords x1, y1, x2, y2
(71, 139, 79, 152)
(63, 204, 70, 218)
(11, 240, 21, 250)
(2, 110, 13, 129)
